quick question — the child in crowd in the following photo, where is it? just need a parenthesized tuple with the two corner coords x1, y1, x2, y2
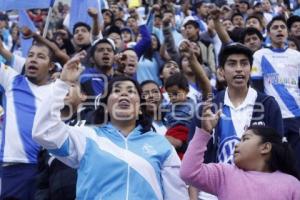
(164, 73, 195, 159)
(180, 101, 300, 200)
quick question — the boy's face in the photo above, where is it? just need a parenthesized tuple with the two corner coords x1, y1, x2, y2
(127, 18, 138, 30)
(166, 85, 188, 104)
(73, 26, 91, 47)
(197, 4, 209, 17)
(160, 63, 180, 82)
(238, 2, 248, 13)
(268, 20, 288, 48)
(290, 21, 300, 37)
(246, 18, 263, 32)
(93, 42, 114, 70)
(232, 15, 244, 28)
(262, 0, 271, 11)
(222, 20, 234, 31)
(185, 24, 199, 40)
(0, 19, 6, 29)
(103, 11, 112, 24)
(121, 31, 132, 43)
(243, 33, 262, 52)
(123, 49, 138, 76)
(220, 54, 251, 90)
(108, 33, 123, 50)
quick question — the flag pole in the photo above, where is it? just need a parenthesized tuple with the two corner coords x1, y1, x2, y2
(42, 0, 55, 38)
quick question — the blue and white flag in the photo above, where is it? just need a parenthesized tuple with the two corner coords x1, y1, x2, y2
(0, 0, 55, 11)
(68, 0, 104, 33)
(18, 10, 37, 57)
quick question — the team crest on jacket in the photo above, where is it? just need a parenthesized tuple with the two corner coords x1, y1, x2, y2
(143, 143, 157, 156)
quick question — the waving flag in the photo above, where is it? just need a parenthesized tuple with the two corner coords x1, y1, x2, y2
(18, 10, 37, 56)
(0, 0, 55, 11)
(68, 0, 103, 32)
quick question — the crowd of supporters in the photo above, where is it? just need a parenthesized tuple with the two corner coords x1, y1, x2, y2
(0, 0, 300, 199)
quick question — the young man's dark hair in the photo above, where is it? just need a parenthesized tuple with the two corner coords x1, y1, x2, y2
(231, 12, 244, 23)
(246, 14, 264, 27)
(194, 1, 206, 12)
(266, 15, 287, 32)
(239, 0, 250, 9)
(104, 25, 122, 37)
(183, 20, 200, 29)
(165, 72, 189, 92)
(287, 36, 300, 50)
(287, 15, 300, 30)
(162, 9, 175, 16)
(32, 41, 55, 61)
(218, 42, 253, 67)
(154, 14, 162, 19)
(114, 18, 125, 27)
(126, 15, 137, 23)
(90, 38, 116, 55)
(72, 22, 91, 34)
(241, 27, 264, 43)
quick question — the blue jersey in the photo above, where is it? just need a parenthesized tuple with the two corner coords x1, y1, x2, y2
(0, 63, 53, 163)
(32, 79, 189, 200)
(252, 47, 300, 118)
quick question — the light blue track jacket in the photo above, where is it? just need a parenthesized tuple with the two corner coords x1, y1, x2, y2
(32, 79, 189, 200)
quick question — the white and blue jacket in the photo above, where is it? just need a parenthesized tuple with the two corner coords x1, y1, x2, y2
(33, 79, 189, 200)
(0, 62, 52, 163)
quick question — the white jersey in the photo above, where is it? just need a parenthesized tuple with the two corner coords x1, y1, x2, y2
(252, 47, 300, 118)
(0, 63, 53, 163)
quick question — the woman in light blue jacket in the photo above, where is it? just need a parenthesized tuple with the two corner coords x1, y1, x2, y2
(32, 53, 189, 200)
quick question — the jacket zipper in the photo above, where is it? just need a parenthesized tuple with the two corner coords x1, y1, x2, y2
(125, 137, 130, 200)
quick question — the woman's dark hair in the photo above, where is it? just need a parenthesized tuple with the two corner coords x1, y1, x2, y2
(140, 80, 163, 116)
(93, 76, 152, 133)
(140, 80, 162, 101)
(140, 80, 161, 91)
(248, 125, 300, 180)
(143, 33, 160, 61)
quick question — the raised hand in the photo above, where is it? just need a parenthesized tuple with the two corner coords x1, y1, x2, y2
(201, 99, 221, 133)
(60, 51, 86, 84)
(209, 7, 222, 21)
(162, 14, 172, 26)
(88, 7, 98, 19)
(179, 40, 194, 58)
(114, 53, 127, 74)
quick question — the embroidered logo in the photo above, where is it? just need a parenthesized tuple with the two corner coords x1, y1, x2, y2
(143, 143, 157, 156)
(218, 136, 240, 164)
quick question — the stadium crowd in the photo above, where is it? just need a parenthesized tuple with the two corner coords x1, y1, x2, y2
(0, 0, 300, 199)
